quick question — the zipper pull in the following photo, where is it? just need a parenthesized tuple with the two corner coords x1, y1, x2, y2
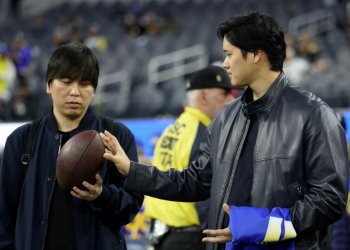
(296, 185, 304, 198)
(58, 134, 62, 154)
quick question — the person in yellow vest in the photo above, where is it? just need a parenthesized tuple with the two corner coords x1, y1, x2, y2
(145, 65, 236, 250)
(0, 43, 16, 118)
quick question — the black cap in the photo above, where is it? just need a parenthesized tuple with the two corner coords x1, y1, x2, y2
(186, 65, 233, 91)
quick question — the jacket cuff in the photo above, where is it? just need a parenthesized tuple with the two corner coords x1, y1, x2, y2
(92, 185, 113, 208)
(125, 161, 147, 192)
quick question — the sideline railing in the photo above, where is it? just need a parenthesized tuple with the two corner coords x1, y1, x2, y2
(148, 44, 209, 85)
(91, 70, 130, 115)
(288, 8, 335, 37)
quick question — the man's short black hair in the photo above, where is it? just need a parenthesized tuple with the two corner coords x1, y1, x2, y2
(217, 11, 286, 71)
(45, 43, 99, 89)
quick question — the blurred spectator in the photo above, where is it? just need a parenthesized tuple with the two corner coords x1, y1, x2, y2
(9, 33, 32, 77)
(52, 28, 70, 47)
(84, 24, 108, 52)
(123, 10, 177, 38)
(0, 43, 17, 120)
(297, 33, 321, 63)
(296, 33, 329, 75)
(9, 75, 32, 121)
(69, 30, 83, 44)
(64, 13, 82, 37)
(52, 13, 84, 45)
(123, 13, 146, 37)
(142, 11, 164, 36)
(283, 35, 311, 84)
(0, 43, 16, 103)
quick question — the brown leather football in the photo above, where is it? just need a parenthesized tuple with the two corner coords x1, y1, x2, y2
(56, 130, 105, 191)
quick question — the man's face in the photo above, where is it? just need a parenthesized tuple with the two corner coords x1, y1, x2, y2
(46, 78, 95, 120)
(222, 37, 256, 88)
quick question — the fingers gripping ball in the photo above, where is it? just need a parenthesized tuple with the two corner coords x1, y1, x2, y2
(56, 130, 105, 191)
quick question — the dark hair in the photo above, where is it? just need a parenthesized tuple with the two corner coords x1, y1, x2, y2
(217, 11, 286, 71)
(45, 43, 99, 89)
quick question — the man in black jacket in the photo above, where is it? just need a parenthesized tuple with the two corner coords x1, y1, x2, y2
(100, 11, 348, 250)
(0, 43, 143, 250)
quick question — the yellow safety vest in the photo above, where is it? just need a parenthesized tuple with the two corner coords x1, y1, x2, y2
(144, 107, 211, 227)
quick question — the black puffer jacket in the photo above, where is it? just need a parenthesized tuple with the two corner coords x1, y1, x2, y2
(126, 73, 348, 250)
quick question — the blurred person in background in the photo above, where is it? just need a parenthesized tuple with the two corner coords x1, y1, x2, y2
(297, 33, 321, 63)
(145, 65, 235, 250)
(0, 42, 17, 120)
(9, 33, 32, 77)
(100, 11, 348, 250)
(283, 35, 310, 84)
(297, 33, 328, 74)
(84, 24, 108, 52)
(8, 75, 32, 121)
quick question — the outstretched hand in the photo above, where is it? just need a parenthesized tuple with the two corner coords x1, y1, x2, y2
(202, 203, 232, 243)
(100, 130, 131, 175)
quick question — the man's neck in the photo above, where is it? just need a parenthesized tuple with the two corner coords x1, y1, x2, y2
(53, 111, 83, 132)
(249, 71, 281, 101)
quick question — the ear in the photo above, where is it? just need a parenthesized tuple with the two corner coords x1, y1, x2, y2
(253, 50, 263, 63)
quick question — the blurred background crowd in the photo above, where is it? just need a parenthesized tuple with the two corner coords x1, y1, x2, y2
(0, 0, 349, 121)
(0, 0, 350, 249)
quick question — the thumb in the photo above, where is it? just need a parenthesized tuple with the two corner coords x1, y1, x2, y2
(95, 173, 103, 185)
(223, 203, 230, 215)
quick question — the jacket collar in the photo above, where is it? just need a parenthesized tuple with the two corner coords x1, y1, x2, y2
(241, 72, 288, 117)
(184, 107, 211, 126)
(47, 106, 95, 133)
